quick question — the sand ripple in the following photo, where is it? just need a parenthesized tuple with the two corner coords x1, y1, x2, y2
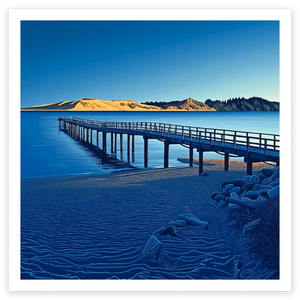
(21, 167, 276, 279)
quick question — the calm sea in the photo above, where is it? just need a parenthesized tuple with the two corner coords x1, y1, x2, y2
(21, 111, 279, 179)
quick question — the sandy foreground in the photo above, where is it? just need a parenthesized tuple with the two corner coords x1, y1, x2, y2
(22, 159, 271, 203)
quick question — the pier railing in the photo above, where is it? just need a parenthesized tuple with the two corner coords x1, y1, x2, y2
(59, 116, 280, 152)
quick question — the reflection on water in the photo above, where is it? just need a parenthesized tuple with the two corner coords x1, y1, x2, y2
(61, 128, 136, 171)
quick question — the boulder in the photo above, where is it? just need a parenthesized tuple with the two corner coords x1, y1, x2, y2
(268, 186, 280, 198)
(261, 168, 276, 177)
(257, 188, 270, 198)
(243, 181, 256, 189)
(211, 191, 219, 200)
(253, 184, 273, 191)
(225, 184, 234, 191)
(167, 220, 187, 227)
(228, 203, 240, 209)
(201, 172, 209, 176)
(222, 179, 250, 188)
(245, 191, 260, 199)
(249, 175, 261, 184)
(258, 172, 267, 180)
(229, 186, 241, 194)
(229, 193, 262, 208)
(142, 235, 162, 260)
(242, 175, 251, 181)
(270, 178, 280, 187)
(257, 195, 267, 203)
(216, 199, 227, 207)
(230, 192, 240, 202)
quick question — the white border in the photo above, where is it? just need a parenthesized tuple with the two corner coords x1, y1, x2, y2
(9, 8, 291, 292)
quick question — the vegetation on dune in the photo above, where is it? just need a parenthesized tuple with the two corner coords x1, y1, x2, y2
(228, 195, 279, 272)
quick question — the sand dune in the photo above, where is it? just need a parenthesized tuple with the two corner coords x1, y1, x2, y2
(22, 98, 164, 111)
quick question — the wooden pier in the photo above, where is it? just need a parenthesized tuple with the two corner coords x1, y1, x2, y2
(58, 116, 280, 175)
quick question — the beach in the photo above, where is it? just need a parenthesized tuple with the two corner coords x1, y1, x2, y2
(21, 159, 277, 279)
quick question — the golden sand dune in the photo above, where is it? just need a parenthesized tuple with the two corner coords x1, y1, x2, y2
(22, 98, 164, 112)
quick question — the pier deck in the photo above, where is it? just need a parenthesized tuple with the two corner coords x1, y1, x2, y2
(58, 116, 279, 175)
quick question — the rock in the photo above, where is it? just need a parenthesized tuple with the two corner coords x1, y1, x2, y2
(229, 186, 241, 194)
(225, 184, 234, 191)
(201, 172, 209, 176)
(245, 191, 260, 199)
(142, 235, 162, 260)
(271, 166, 280, 181)
(262, 167, 280, 186)
(230, 192, 240, 201)
(243, 218, 261, 234)
(257, 188, 270, 198)
(253, 184, 273, 191)
(268, 185, 279, 198)
(249, 175, 261, 184)
(222, 179, 250, 188)
(177, 213, 208, 229)
(167, 220, 187, 227)
(211, 191, 219, 200)
(270, 178, 280, 186)
(225, 197, 230, 202)
(216, 199, 227, 207)
(257, 195, 267, 203)
(258, 172, 267, 180)
(243, 181, 255, 189)
(233, 260, 242, 279)
(215, 193, 226, 201)
(242, 175, 251, 181)
(240, 197, 262, 208)
(228, 203, 240, 209)
(229, 193, 262, 208)
(262, 168, 276, 177)
(215, 191, 230, 200)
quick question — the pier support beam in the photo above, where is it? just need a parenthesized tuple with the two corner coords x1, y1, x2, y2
(114, 133, 117, 154)
(97, 131, 99, 147)
(224, 153, 229, 171)
(164, 141, 169, 168)
(144, 137, 149, 168)
(247, 157, 253, 175)
(102, 132, 107, 153)
(189, 144, 194, 167)
(111, 133, 114, 153)
(127, 134, 131, 162)
(91, 129, 93, 144)
(132, 135, 135, 162)
(198, 149, 204, 175)
(120, 134, 123, 152)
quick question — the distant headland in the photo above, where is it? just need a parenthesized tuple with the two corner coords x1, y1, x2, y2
(21, 96, 279, 112)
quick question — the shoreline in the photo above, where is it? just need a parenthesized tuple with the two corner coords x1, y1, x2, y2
(20, 158, 273, 181)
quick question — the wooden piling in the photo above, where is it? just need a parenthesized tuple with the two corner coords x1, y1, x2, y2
(189, 144, 194, 167)
(198, 149, 204, 175)
(247, 157, 253, 175)
(127, 134, 131, 162)
(224, 153, 229, 171)
(120, 134, 123, 152)
(164, 141, 169, 168)
(102, 132, 107, 153)
(144, 137, 148, 168)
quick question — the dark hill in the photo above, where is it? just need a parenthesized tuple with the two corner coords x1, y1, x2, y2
(204, 97, 279, 111)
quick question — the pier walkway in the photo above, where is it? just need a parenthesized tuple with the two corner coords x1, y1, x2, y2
(58, 116, 280, 175)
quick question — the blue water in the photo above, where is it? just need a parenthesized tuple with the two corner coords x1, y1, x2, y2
(21, 111, 279, 280)
(21, 111, 279, 179)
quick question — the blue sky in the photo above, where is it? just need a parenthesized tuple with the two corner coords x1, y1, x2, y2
(21, 20, 279, 107)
